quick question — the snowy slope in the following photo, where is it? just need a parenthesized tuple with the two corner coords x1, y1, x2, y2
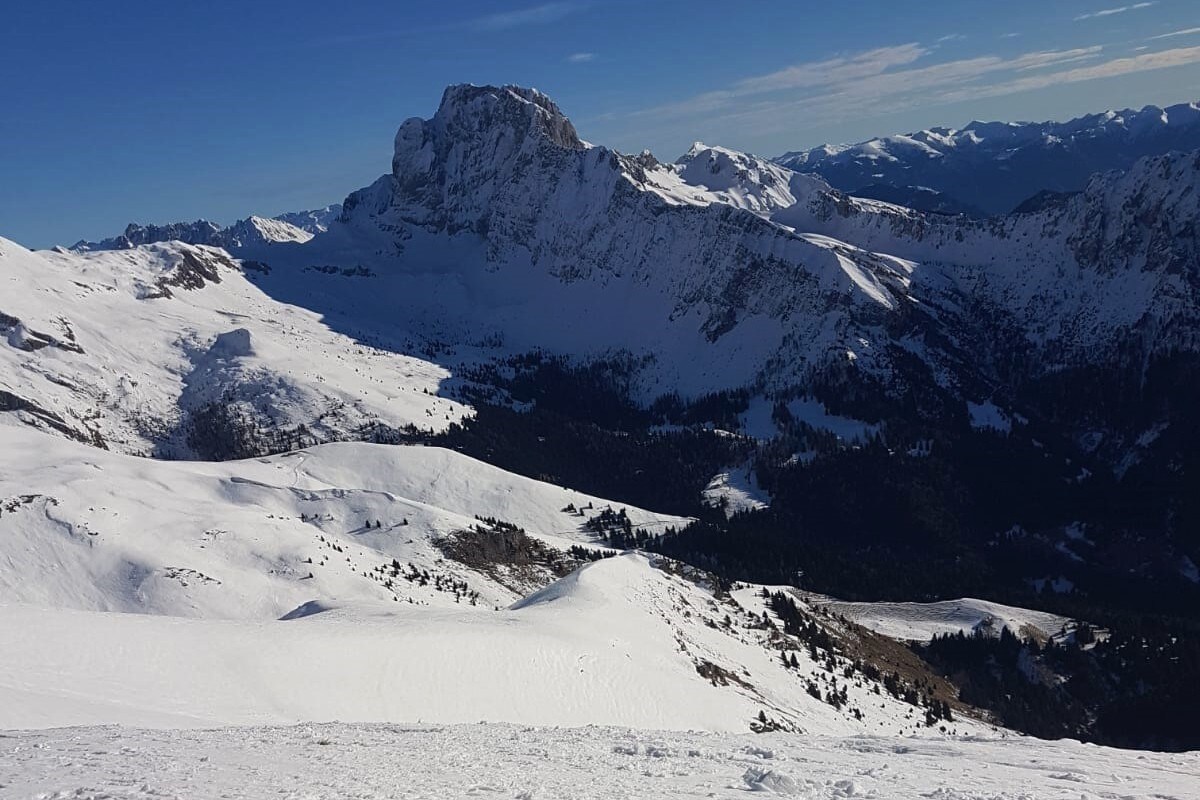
(0, 425, 688, 617)
(0, 424, 986, 736)
(0, 237, 468, 456)
(0, 556, 981, 735)
(807, 595, 1072, 643)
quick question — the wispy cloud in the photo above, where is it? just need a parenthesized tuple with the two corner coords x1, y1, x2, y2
(621, 40, 1200, 142)
(471, 2, 588, 31)
(1014, 46, 1103, 70)
(1148, 26, 1200, 40)
(932, 46, 1200, 104)
(566, 52, 595, 63)
(303, 2, 589, 47)
(637, 44, 927, 119)
(936, 33, 966, 43)
(1074, 2, 1155, 21)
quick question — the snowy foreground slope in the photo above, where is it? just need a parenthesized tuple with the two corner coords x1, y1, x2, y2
(0, 426, 983, 737)
(0, 425, 686, 617)
(0, 406, 1195, 796)
(4, 722, 1198, 800)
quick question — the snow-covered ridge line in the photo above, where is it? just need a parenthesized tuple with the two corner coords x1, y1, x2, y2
(71, 204, 344, 252)
(777, 100, 1200, 215)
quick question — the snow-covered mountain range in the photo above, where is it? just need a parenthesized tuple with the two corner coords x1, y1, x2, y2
(55, 88, 1200, 409)
(778, 101, 1200, 215)
(256, 85, 1200, 426)
(8, 83, 1200, 497)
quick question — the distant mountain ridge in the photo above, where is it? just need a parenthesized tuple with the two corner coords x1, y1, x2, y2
(71, 204, 343, 252)
(778, 102, 1200, 214)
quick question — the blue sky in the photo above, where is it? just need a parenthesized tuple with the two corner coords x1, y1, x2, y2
(4, 0, 1200, 247)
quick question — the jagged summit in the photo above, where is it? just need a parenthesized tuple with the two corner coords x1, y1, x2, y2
(393, 84, 584, 175)
(72, 219, 224, 251)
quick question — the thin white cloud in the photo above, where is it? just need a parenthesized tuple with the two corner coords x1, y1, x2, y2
(1074, 2, 1155, 22)
(933, 45, 1200, 104)
(1001, 32, 1022, 39)
(636, 44, 927, 119)
(1148, 26, 1200, 40)
(567, 52, 595, 63)
(936, 33, 966, 43)
(733, 44, 927, 94)
(620, 41, 1200, 144)
(471, 2, 587, 31)
(1014, 47, 1104, 71)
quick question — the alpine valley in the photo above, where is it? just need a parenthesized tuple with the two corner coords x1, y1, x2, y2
(3, 84, 1200, 797)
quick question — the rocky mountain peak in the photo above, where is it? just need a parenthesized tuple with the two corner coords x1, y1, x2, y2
(392, 84, 583, 180)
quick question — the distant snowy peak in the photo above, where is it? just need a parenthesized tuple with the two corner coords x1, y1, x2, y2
(72, 219, 224, 251)
(272, 203, 342, 234)
(668, 143, 815, 216)
(778, 101, 1200, 214)
(73, 211, 325, 252)
(222, 215, 313, 246)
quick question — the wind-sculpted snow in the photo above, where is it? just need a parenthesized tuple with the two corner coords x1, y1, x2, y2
(5, 722, 1197, 799)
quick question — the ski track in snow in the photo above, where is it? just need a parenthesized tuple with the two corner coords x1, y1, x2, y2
(2, 722, 1197, 800)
